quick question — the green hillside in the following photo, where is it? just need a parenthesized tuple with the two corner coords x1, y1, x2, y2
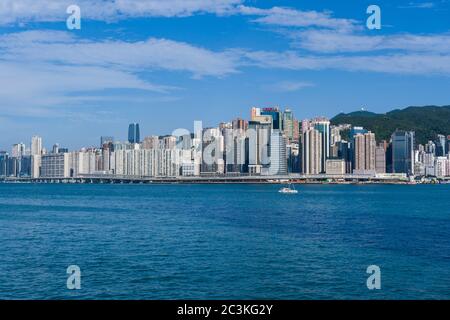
(331, 106, 450, 145)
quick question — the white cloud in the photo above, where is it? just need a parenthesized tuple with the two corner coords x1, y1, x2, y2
(290, 30, 450, 53)
(0, 30, 239, 117)
(0, 1, 357, 33)
(0, 61, 169, 117)
(238, 5, 358, 32)
(243, 50, 450, 75)
(0, 0, 243, 25)
(0, 30, 238, 78)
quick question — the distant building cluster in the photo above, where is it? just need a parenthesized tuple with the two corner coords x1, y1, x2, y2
(1, 107, 450, 179)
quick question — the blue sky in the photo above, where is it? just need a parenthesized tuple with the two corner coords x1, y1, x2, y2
(0, 0, 449, 150)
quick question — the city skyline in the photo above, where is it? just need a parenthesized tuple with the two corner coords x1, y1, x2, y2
(2, 103, 449, 152)
(1, 105, 449, 180)
(1, 0, 450, 149)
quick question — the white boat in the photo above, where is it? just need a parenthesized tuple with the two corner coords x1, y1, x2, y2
(278, 183, 298, 194)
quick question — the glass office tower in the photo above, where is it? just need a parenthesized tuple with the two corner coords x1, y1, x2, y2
(392, 130, 415, 175)
(128, 123, 140, 144)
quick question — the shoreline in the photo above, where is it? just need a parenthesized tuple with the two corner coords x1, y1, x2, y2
(1, 176, 448, 185)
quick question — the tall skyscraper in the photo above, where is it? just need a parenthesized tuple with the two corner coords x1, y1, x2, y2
(337, 140, 352, 173)
(282, 109, 294, 141)
(435, 134, 446, 157)
(31, 136, 42, 156)
(447, 136, 450, 156)
(375, 143, 386, 174)
(330, 126, 342, 145)
(353, 131, 376, 173)
(302, 121, 322, 175)
(312, 118, 330, 173)
(247, 121, 271, 174)
(201, 127, 224, 174)
(0, 151, 8, 177)
(292, 120, 300, 142)
(392, 130, 415, 175)
(269, 130, 287, 175)
(128, 123, 140, 144)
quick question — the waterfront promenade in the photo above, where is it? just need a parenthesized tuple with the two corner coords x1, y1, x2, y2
(2, 174, 447, 184)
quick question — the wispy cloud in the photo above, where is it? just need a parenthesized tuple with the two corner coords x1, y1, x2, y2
(0, 0, 244, 25)
(288, 30, 450, 53)
(238, 5, 358, 32)
(398, 2, 436, 9)
(242, 50, 450, 75)
(0, 30, 239, 117)
(0, 30, 239, 78)
(0, 0, 358, 33)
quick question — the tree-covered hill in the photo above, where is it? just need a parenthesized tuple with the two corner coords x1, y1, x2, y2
(331, 106, 450, 145)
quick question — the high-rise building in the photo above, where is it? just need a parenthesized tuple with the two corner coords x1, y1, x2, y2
(269, 130, 287, 175)
(282, 109, 294, 141)
(302, 121, 322, 175)
(287, 143, 300, 173)
(435, 157, 448, 177)
(312, 118, 330, 173)
(392, 130, 415, 175)
(435, 134, 446, 157)
(247, 121, 271, 174)
(353, 131, 376, 174)
(330, 126, 342, 146)
(251, 107, 272, 127)
(142, 136, 160, 149)
(446, 136, 450, 156)
(128, 123, 140, 144)
(326, 159, 346, 175)
(261, 107, 282, 130)
(31, 136, 42, 156)
(292, 120, 300, 142)
(375, 143, 386, 174)
(232, 118, 248, 131)
(337, 140, 352, 173)
(0, 151, 8, 177)
(12, 143, 26, 158)
(201, 128, 224, 174)
(31, 155, 41, 178)
(425, 141, 436, 155)
(52, 143, 60, 154)
(162, 136, 177, 150)
(251, 107, 260, 120)
(350, 126, 368, 140)
(223, 124, 248, 174)
(40, 153, 71, 178)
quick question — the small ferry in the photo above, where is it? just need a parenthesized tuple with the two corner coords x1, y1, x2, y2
(278, 182, 298, 194)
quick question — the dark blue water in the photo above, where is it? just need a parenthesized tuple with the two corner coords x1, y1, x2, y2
(0, 183, 449, 299)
